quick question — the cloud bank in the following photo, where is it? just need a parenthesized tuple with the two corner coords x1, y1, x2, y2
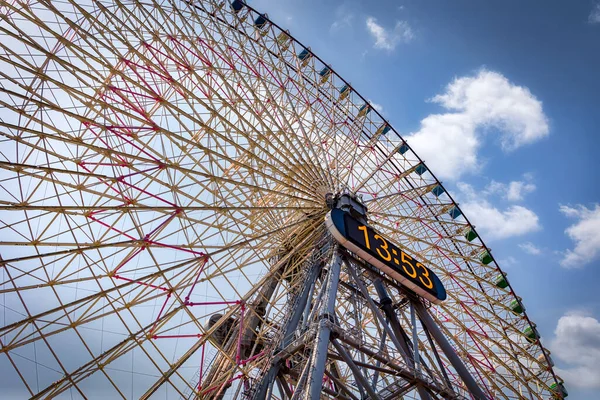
(551, 312, 600, 389)
(559, 204, 600, 268)
(366, 17, 414, 51)
(518, 241, 541, 255)
(590, 2, 600, 24)
(407, 70, 549, 180)
(456, 182, 540, 240)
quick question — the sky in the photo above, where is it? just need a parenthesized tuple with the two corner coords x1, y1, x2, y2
(247, 0, 600, 398)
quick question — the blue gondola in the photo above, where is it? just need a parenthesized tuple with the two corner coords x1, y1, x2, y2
(254, 14, 268, 29)
(319, 66, 331, 77)
(431, 185, 445, 197)
(298, 48, 311, 61)
(398, 143, 409, 155)
(448, 206, 462, 219)
(415, 163, 427, 175)
(231, 0, 245, 12)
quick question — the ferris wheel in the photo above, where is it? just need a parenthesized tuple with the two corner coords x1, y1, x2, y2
(0, 0, 567, 399)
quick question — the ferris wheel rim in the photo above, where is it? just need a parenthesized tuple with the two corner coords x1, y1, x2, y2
(0, 0, 563, 398)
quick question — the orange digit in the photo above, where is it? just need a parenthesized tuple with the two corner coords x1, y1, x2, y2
(416, 262, 434, 289)
(358, 225, 371, 249)
(401, 252, 417, 278)
(373, 234, 392, 261)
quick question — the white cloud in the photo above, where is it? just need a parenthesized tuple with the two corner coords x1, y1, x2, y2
(330, 6, 354, 32)
(369, 99, 383, 113)
(506, 180, 536, 201)
(498, 256, 517, 267)
(550, 312, 600, 389)
(465, 204, 540, 240)
(590, 2, 600, 23)
(484, 175, 536, 202)
(484, 180, 505, 195)
(456, 182, 541, 240)
(559, 204, 600, 268)
(518, 241, 541, 255)
(366, 17, 414, 51)
(407, 70, 549, 180)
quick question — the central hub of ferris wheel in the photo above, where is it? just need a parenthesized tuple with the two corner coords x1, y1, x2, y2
(325, 191, 368, 220)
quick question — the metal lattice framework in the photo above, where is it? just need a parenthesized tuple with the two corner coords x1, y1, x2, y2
(0, 0, 564, 399)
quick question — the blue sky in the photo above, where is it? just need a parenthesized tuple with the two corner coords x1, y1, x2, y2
(249, 0, 600, 398)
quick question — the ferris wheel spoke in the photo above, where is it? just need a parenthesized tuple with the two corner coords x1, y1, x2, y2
(141, 230, 326, 398)
(0, 142, 319, 218)
(364, 182, 441, 210)
(194, 3, 337, 189)
(1, 277, 165, 353)
(432, 302, 539, 397)
(0, 213, 312, 299)
(0, 205, 319, 212)
(28, 304, 186, 399)
(369, 222, 487, 277)
(371, 210, 467, 232)
(3, 9, 318, 203)
(0, 239, 137, 265)
(0, 210, 312, 298)
(133, 4, 327, 193)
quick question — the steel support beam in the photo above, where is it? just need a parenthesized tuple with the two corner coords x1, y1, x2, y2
(371, 327, 387, 388)
(344, 258, 410, 362)
(412, 299, 488, 400)
(332, 327, 455, 398)
(373, 279, 433, 400)
(373, 279, 414, 364)
(423, 326, 453, 390)
(342, 262, 455, 398)
(305, 250, 342, 399)
(331, 339, 381, 399)
(411, 302, 420, 371)
(290, 350, 312, 400)
(277, 373, 293, 399)
(251, 259, 323, 399)
(324, 369, 360, 400)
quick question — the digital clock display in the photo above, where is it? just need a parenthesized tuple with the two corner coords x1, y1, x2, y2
(325, 208, 446, 303)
